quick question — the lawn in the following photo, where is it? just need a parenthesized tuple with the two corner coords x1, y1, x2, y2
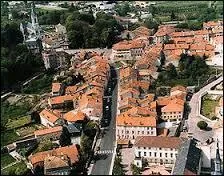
(1, 161, 29, 175)
(5, 116, 31, 130)
(201, 95, 219, 119)
(1, 130, 20, 147)
(1, 154, 16, 168)
(22, 74, 54, 94)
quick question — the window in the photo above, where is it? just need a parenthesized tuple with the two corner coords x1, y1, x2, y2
(138, 151, 141, 157)
(127, 130, 129, 134)
(175, 154, 177, 157)
(144, 147, 146, 149)
(132, 131, 134, 134)
(159, 148, 162, 150)
(174, 112, 176, 114)
(142, 131, 144, 134)
(154, 152, 157, 157)
(137, 162, 139, 166)
(165, 153, 167, 157)
(147, 127, 150, 130)
(160, 153, 162, 157)
(138, 131, 140, 134)
(171, 153, 173, 158)
(133, 136, 135, 139)
(122, 130, 124, 134)
(144, 152, 146, 156)
(147, 131, 150, 135)
(149, 152, 151, 156)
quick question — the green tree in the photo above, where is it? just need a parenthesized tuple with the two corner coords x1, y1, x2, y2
(144, 18, 159, 30)
(160, 50, 166, 66)
(171, 11, 176, 20)
(166, 63, 177, 79)
(131, 163, 141, 175)
(113, 157, 125, 175)
(197, 121, 208, 130)
(59, 127, 71, 147)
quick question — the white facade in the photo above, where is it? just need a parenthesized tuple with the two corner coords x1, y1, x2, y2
(112, 47, 144, 60)
(40, 116, 54, 127)
(116, 126, 157, 141)
(161, 111, 183, 123)
(134, 146, 178, 168)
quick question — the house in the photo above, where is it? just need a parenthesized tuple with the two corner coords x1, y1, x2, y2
(39, 109, 64, 127)
(160, 98, 185, 123)
(42, 50, 69, 70)
(64, 123, 82, 145)
(51, 83, 64, 97)
(120, 88, 140, 100)
(172, 139, 202, 175)
(153, 25, 176, 44)
(48, 95, 78, 109)
(28, 145, 79, 174)
(119, 67, 138, 86)
(133, 136, 186, 168)
(116, 112, 157, 143)
(111, 39, 145, 60)
(34, 126, 63, 141)
(118, 97, 139, 113)
(63, 110, 87, 123)
(170, 85, 187, 100)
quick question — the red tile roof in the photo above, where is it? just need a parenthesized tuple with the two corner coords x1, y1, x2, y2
(34, 126, 62, 136)
(63, 110, 86, 122)
(52, 83, 61, 93)
(40, 109, 60, 123)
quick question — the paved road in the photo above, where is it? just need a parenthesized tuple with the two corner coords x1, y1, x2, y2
(90, 66, 118, 175)
(187, 75, 223, 142)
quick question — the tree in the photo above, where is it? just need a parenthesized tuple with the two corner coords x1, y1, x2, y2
(131, 163, 141, 175)
(166, 63, 177, 79)
(171, 11, 176, 20)
(113, 156, 125, 175)
(197, 121, 208, 130)
(31, 111, 41, 123)
(144, 18, 159, 30)
(160, 50, 166, 66)
(59, 127, 71, 147)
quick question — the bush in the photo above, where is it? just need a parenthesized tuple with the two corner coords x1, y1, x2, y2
(211, 116, 217, 120)
(197, 121, 208, 130)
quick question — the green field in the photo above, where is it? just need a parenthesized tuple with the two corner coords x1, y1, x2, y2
(201, 95, 219, 119)
(22, 74, 54, 94)
(1, 130, 20, 147)
(5, 116, 31, 130)
(1, 154, 16, 168)
(1, 161, 29, 175)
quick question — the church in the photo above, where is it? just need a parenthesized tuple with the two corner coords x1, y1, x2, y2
(20, 2, 42, 54)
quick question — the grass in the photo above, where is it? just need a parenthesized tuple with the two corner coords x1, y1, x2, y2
(1, 101, 32, 126)
(1, 154, 16, 168)
(5, 116, 31, 130)
(1, 130, 20, 147)
(22, 74, 54, 94)
(16, 125, 37, 137)
(1, 161, 29, 175)
(201, 95, 219, 119)
(33, 140, 59, 154)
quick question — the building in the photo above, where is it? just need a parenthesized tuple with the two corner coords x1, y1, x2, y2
(133, 136, 185, 168)
(48, 95, 77, 109)
(211, 140, 222, 175)
(28, 145, 79, 175)
(34, 126, 63, 141)
(111, 39, 145, 60)
(42, 50, 69, 70)
(172, 139, 202, 175)
(20, 2, 42, 54)
(51, 83, 65, 97)
(39, 109, 64, 127)
(63, 110, 87, 123)
(116, 112, 157, 143)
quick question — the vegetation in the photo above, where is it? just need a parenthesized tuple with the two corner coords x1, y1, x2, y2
(154, 54, 212, 88)
(130, 163, 141, 175)
(33, 140, 59, 153)
(201, 95, 219, 119)
(197, 120, 208, 130)
(1, 161, 30, 175)
(5, 115, 31, 130)
(176, 21, 203, 30)
(59, 127, 71, 147)
(1, 130, 20, 147)
(21, 73, 54, 94)
(112, 156, 125, 175)
(1, 154, 16, 168)
(66, 11, 123, 49)
(1, 22, 43, 91)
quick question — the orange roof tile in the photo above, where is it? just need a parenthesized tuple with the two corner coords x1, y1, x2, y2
(135, 136, 184, 149)
(161, 102, 184, 112)
(34, 126, 62, 136)
(65, 86, 78, 95)
(29, 145, 79, 165)
(171, 85, 187, 93)
(52, 83, 62, 93)
(63, 110, 86, 122)
(40, 109, 60, 123)
(49, 95, 77, 105)
(116, 113, 156, 127)
(112, 39, 145, 50)
(126, 106, 157, 117)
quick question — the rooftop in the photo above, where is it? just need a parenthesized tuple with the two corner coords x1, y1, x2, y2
(34, 126, 62, 136)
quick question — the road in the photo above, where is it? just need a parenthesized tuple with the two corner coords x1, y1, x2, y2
(187, 75, 223, 142)
(90, 65, 118, 175)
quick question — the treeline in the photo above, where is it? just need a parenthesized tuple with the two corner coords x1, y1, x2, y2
(65, 11, 124, 49)
(1, 22, 43, 91)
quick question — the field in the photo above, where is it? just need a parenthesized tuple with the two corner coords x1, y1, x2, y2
(21, 74, 54, 94)
(1, 161, 29, 175)
(201, 95, 219, 119)
(5, 116, 31, 130)
(1, 154, 16, 168)
(1, 130, 20, 147)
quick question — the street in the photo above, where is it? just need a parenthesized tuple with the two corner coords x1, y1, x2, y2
(90, 65, 118, 175)
(187, 75, 223, 142)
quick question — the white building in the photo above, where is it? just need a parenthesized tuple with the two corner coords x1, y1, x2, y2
(133, 136, 185, 168)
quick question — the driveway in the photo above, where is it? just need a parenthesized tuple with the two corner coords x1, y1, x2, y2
(187, 76, 223, 142)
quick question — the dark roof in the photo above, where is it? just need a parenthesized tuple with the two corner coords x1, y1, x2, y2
(172, 139, 201, 175)
(64, 123, 81, 134)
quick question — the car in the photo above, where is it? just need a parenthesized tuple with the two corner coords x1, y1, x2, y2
(105, 106, 109, 110)
(107, 98, 110, 103)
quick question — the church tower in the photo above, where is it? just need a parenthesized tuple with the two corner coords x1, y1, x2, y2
(31, 1, 40, 37)
(211, 139, 222, 175)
